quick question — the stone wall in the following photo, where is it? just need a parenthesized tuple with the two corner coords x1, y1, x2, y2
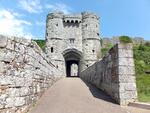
(102, 37, 145, 48)
(80, 43, 137, 105)
(0, 35, 63, 113)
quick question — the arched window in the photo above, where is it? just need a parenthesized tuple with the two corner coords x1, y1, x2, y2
(51, 47, 54, 53)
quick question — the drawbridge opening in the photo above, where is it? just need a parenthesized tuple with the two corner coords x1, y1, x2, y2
(63, 49, 82, 77)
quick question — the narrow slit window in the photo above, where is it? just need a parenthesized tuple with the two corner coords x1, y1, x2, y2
(92, 49, 95, 53)
(51, 47, 54, 53)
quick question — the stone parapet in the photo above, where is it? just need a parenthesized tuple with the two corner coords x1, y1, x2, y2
(0, 35, 63, 113)
(80, 43, 137, 105)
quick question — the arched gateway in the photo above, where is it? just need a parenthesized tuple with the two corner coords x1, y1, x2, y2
(62, 48, 82, 77)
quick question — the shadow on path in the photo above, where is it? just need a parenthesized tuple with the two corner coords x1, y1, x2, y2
(81, 79, 117, 104)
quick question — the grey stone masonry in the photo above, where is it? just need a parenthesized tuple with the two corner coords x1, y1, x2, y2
(45, 12, 101, 75)
(80, 43, 137, 105)
(0, 35, 63, 113)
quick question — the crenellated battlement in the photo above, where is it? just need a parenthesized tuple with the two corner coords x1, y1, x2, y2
(47, 12, 99, 23)
(63, 15, 82, 23)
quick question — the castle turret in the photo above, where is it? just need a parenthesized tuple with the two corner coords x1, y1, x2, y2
(45, 12, 65, 74)
(81, 12, 101, 70)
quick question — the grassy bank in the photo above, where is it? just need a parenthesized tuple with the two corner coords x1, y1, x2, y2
(133, 44, 150, 102)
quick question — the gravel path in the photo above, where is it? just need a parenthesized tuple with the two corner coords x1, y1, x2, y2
(29, 78, 148, 113)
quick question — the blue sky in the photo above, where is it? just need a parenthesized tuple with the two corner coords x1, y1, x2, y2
(0, 0, 150, 40)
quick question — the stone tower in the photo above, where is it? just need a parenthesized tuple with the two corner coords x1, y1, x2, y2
(82, 12, 101, 70)
(45, 12, 101, 76)
(45, 12, 65, 74)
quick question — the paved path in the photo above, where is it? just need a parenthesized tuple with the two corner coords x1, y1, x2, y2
(29, 78, 149, 113)
(123, 106, 150, 113)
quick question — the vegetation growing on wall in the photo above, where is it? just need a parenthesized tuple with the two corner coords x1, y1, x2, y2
(119, 36, 133, 43)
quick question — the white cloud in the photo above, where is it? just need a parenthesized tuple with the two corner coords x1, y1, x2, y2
(19, 0, 42, 13)
(45, 3, 72, 14)
(0, 9, 33, 39)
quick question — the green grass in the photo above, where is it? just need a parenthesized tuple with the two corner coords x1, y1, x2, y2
(33, 40, 46, 51)
(133, 44, 150, 102)
(136, 75, 150, 102)
(101, 44, 113, 57)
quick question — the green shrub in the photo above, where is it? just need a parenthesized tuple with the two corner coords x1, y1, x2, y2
(119, 36, 132, 43)
(101, 48, 109, 57)
(138, 44, 145, 51)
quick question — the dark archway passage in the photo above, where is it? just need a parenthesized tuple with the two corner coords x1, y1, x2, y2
(66, 60, 78, 77)
(62, 49, 82, 77)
